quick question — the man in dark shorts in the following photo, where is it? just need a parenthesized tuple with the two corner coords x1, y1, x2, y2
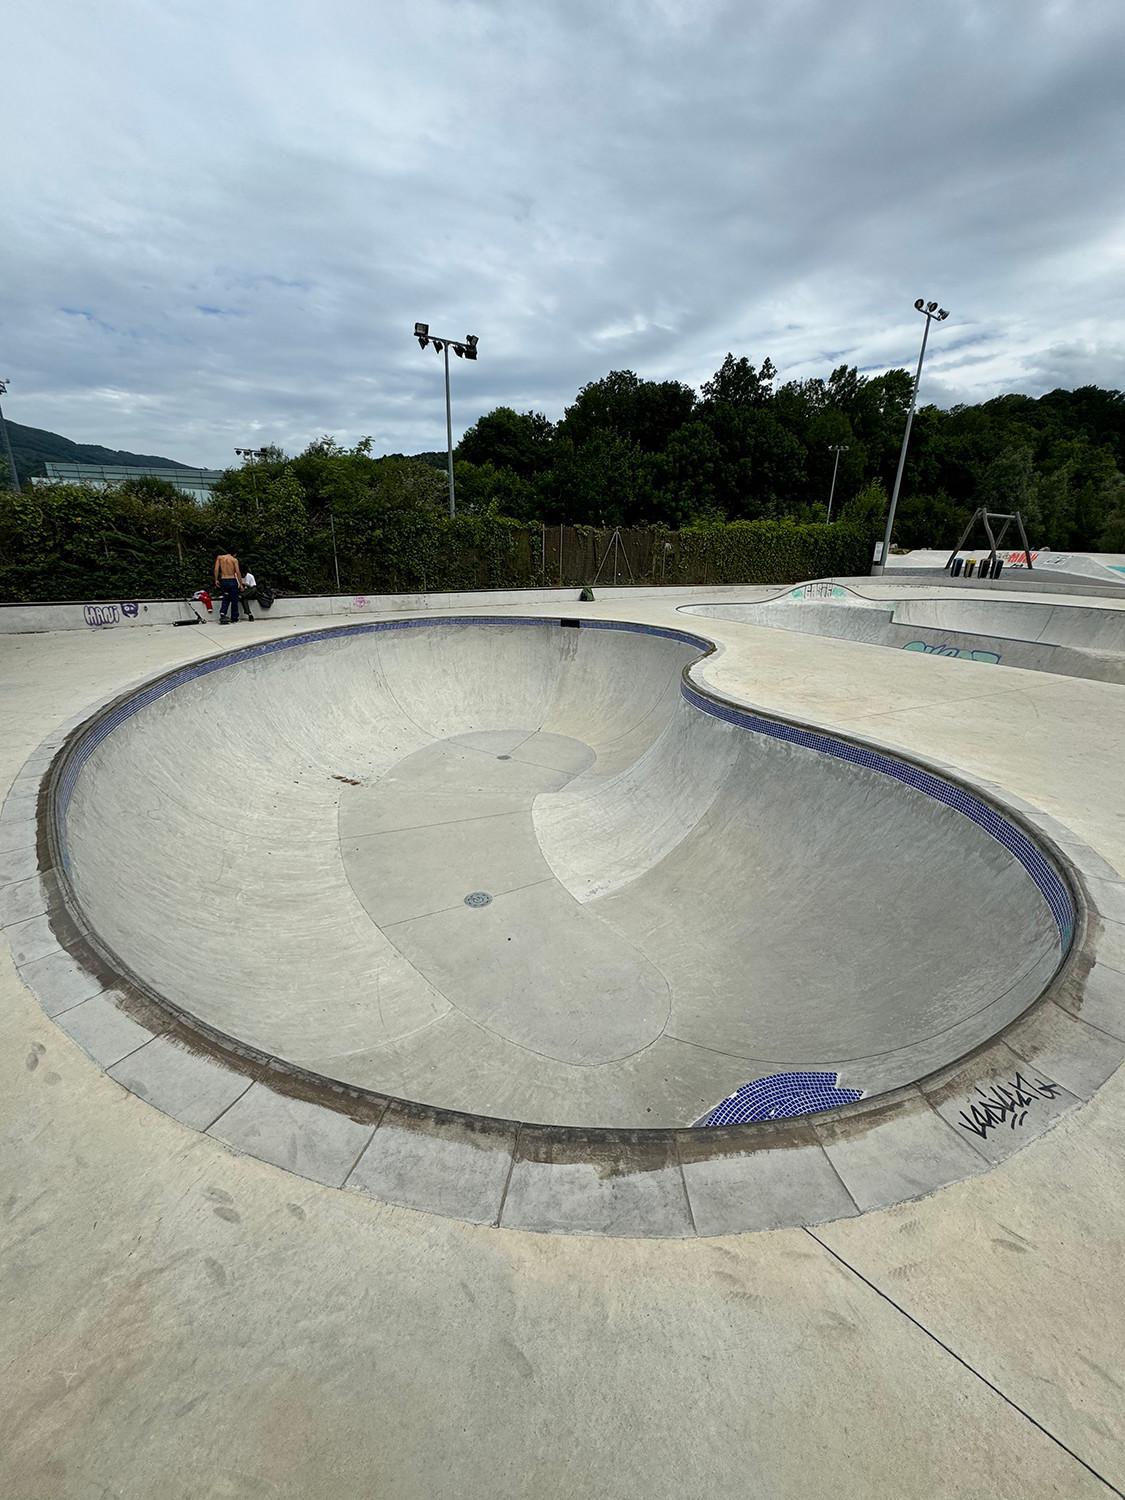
(213, 550, 242, 623)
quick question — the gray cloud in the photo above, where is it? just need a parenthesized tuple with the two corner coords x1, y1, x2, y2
(4, 0, 1124, 465)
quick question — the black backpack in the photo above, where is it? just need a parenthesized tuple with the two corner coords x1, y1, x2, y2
(256, 582, 275, 610)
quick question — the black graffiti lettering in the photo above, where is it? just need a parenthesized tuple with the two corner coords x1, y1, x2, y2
(956, 1073, 1060, 1138)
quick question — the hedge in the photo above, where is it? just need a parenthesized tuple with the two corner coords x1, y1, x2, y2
(0, 483, 871, 603)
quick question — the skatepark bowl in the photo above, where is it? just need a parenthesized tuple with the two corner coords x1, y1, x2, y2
(681, 581, 1125, 682)
(27, 613, 1099, 1236)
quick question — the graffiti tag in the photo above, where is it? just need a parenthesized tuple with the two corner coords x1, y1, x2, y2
(789, 582, 846, 600)
(120, 600, 140, 618)
(83, 604, 120, 628)
(351, 595, 370, 611)
(957, 1072, 1062, 1139)
(903, 641, 1000, 664)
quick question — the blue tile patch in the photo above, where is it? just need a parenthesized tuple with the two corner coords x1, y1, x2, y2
(697, 1071, 864, 1126)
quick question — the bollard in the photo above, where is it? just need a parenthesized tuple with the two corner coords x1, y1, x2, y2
(951, 557, 963, 577)
(992, 557, 1004, 580)
(965, 559, 976, 578)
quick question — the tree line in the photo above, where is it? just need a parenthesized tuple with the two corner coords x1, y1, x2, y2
(3, 353, 1122, 603)
(451, 358, 1125, 551)
(450, 357, 1125, 552)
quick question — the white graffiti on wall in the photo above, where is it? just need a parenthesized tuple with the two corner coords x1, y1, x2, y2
(83, 604, 120, 627)
(82, 601, 142, 628)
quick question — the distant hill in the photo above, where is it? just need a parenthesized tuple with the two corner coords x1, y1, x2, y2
(2, 420, 190, 487)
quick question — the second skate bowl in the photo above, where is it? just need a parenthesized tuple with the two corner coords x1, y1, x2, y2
(55, 617, 1073, 1129)
(682, 585, 1125, 682)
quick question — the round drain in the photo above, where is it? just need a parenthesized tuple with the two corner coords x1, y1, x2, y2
(464, 891, 493, 908)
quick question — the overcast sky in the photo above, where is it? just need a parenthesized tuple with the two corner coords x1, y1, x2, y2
(5, 0, 1125, 466)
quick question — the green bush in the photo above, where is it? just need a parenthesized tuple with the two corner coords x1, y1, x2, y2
(677, 518, 870, 584)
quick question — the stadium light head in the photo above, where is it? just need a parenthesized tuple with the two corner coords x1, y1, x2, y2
(432, 339, 444, 353)
(914, 298, 925, 311)
(937, 308, 949, 320)
(414, 320, 430, 349)
(927, 301, 938, 313)
(464, 333, 478, 360)
(452, 343, 464, 358)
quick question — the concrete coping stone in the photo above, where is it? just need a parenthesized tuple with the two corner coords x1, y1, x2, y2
(3, 612, 1124, 1237)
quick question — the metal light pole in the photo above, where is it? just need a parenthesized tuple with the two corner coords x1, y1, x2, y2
(235, 446, 268, 512)
(442, 339, 454, 517)
(413, 323, 478, 517)
(0, 379, 21, 494)
(826, 443, 848, 522)
(873, 299, 948, 573)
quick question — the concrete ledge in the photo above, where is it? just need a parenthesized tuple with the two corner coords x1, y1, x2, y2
(677, 1121, 857, 1234)
(346, 1103, 512, 1225)
(207, 1084, 376, 1188)
(0, 584, 762, 635)
(500, 1130, 695, 1237)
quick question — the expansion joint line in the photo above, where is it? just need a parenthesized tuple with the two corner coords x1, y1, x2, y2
(803, 1229, 1124, 1497)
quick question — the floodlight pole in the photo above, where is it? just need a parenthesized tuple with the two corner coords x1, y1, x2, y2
(826, 444, 847, 522)
(0, 380, 20, 494)
(443, 340, 455, 518)
(873, 300, 948, 573)
(412, 324, 478, 519)
(235, 446, 266, 512)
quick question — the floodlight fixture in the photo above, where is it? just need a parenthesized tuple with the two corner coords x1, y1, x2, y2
(874, 297, 951, 573)
(411, 322, 482, 516)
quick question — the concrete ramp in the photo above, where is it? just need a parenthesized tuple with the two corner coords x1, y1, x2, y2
(57, 617, 1071, 1129)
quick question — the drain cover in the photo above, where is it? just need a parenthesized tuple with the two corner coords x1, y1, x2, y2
(464, 891, 492, 908)
(496, 754, 511, 760)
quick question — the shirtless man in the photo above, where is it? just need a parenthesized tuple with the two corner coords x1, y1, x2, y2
(213, 550, 243, 623)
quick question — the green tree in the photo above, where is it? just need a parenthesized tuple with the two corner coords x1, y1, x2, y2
(547, 431, 647, 525)
(700, 354, 777, 408)
(457, 408, 554, 477)
(559, 370, 695, 452)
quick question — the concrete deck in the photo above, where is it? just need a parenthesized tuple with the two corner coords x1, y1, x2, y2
(2, 592, 1124, 1498)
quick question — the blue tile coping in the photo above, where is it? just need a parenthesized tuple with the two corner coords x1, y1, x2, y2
(4, 612, 1122, 1237)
